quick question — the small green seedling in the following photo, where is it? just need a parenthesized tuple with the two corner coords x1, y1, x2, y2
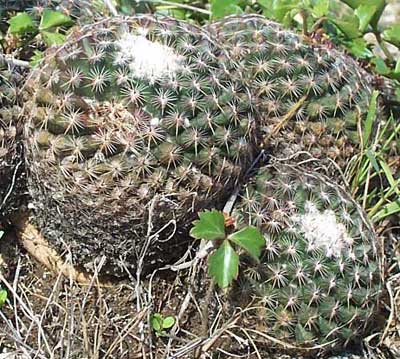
(190, 210, 265, 289)
(150, 313, 175, 336)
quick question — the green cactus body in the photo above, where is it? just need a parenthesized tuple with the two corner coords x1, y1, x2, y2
(209, 15, 381, 171)
(24, 15, 258, 274)
(231, 163, 382, 350)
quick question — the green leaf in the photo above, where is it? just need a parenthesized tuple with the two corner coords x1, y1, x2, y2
(162, 316, 175, 329)
(258, 0, 273, 7)
(0, 289, 7, 307)
(208, 240, 239, 288)
(0, 230, 4, 239)
(369, 2, 385, 29)
(8, 12, 36, 35)
(372, 199, 400, 222)
(259, 0, 274, 18)
(329, 14, 360, 39)
(372, 57, 391, 75)
(338, 0, 359, 8)
(272, 0, 299, 22)
(379, 159, 400, 197)
(365, 150, 380, 174)
(346, 38, 372, 58)
(383, 25, 400, 48)
(395, 58, 400, 74)
(391, 62, 400, 81)
(362, 90, 379, 145)
(190, 210, 226, 241)
(228, 226, 265, 261)
(30, 50, 44, 67)
(150, 314, 163, 332)
(311, 0, 329, 17)
(354, 4, 377, 32)
(280, 8, 301, 27)
(39, 9, 72, 31)
(211, 0, 241, 19)
(395, 87, 400, 102)
(41, 31, 65, 46)
(339, 0, 385, 29)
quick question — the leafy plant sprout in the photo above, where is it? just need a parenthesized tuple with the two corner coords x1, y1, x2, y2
(190, 209, 265, 289)
(150, 313, 175, 336)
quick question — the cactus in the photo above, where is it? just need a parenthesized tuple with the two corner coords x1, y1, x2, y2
(231, 163, 382, 350)
(208, 15, 382, 171)
(24, 15, 258, 274)
(4, 10, 387, 353)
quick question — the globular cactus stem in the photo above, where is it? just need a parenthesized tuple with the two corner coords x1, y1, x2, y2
(231, 163, 382, 351)
(208, 15, 384, 172)
(24, 15, 258, 275)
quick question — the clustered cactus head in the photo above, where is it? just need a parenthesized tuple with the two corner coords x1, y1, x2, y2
(231, 163, 382, 350)
(0, 62, 25, 221)
(24, 15, 258, 274)
(209, 15, 380, 170)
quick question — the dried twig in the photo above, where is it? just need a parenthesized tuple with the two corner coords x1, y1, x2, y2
(0, 54, 30, 69)
(0, 161, 22, 210)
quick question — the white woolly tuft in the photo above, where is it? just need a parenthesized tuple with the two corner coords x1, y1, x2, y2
(115, 32, 183, 83)
(293, 203, 353, 258)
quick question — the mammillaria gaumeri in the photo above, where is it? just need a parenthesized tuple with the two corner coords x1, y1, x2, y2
(24, 15, 258, 274)
(209, 15, 382, 171)
(231, 163, 382, 351)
